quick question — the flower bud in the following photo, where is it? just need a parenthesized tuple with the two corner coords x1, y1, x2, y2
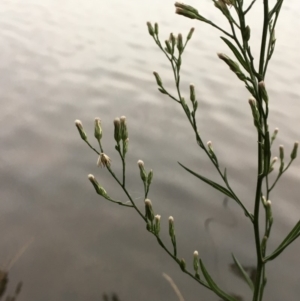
(217, 53, 246, 81)
(165, 40, 172, 54)
(271, 156, 278, 165)
(214, 0, 230, 19)
(145, 199, 154, 221)
(187, 27, 195, 40)
(169, 33, 176, 48)
(168, 216, 175, 238)
(279, 145, 285, 173)
(193, 251, 199, 273)
(180, 258, 186, 271)
(146, 22, 154, 36)
(291, 141, 299, 160)
(177, 33, 184, 53)
(266, 200, 273, 223)
(154, 22, 159, 35)
(154, 214, 161, 235)
(88, 174, 109, 198)
(243, 25, 251, 42)
(175, 8, 198, 19)
(248, 97, 260, 128)
(269, 157, 277, 173)
(279, 145, 284, 161)
(261, 235, 268, 251)
(114, 118, 121, 143)
(271, 127, 279, 144)
(75, 120, 88, 141)
(174, 2, 199, 14)
(190, 84, 196, 103)
(123, 138, 129, 155)
(147, 169, 154, 186)
(120, 116, 128, 141)
(258, 81, 269, 103)
(94, 117, 102, 141)
(261, 195, 267, 207)
(138, 160, 147, 182)
(153, 71, 163, 87)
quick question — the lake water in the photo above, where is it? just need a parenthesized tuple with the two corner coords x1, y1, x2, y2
(0, 0, 299, 300)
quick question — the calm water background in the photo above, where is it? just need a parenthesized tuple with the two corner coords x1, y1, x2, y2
(0, 0, 299, 300)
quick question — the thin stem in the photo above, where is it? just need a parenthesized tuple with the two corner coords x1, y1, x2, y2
(268, 160, 293, 193)
(244, 0, 257, 15)
(258, 0, 270, 77)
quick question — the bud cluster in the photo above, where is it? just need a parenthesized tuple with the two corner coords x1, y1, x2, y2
(114, 116, 129, 156)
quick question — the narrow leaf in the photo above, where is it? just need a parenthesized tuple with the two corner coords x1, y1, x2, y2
(224, 168, 229, 186)
(277, 221, 300, 249)
(221, 37, 250, 73)
(266, 221, 300, 261)
(232, 253, 254, 291)
(200, 260, 237, 301)
(178, 162, 234, 198)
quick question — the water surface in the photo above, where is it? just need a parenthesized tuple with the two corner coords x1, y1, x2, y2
(0, 0, 299, 300)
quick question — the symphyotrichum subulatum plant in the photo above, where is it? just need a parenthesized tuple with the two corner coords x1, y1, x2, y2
(75, 1, 299, 300)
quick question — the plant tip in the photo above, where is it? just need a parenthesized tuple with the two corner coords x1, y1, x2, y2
(145, 199, 152, 206)
(138, 160, 144, 167)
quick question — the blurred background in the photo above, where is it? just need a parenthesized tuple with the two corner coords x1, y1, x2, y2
(0, 0, 299, 300)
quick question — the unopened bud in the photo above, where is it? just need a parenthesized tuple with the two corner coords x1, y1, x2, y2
(258, 81, 269, 103)
(145, 199, 154, 221)
(114, 118, 121, 143)
(94, 117, 102, 141)
(165, 40, 172, 54)
(266, 200, 272, 222)
(146, 22, 154, 36)
(190, 84, 196, 103)
(175, 8, 197, 19)
(243, 25, 251, 42)
(88, 174, 109, 198)
(207, 141, 214, 156)
(187, 27, 195, 40)
(193, 251, 199, 273)
(153, 71, 163, 87)
(279, 145, 284, 161)
(271, 127, 279, 144)
(75, 120, 88, 141)
(248, 97, 260, 128)
(218, 53, 246, 81)
(261, 235, 268, 251)
(138, 160, 147, 182)
(271, 157, 278, 165)
(214, 0, 230, 19)
(120, 116, 128, 141)
(279, 145, 285, 173)
(291, 141, 299, 160)
(123, 138, 129, 155)
(154, 214, 161, 235)
(177, 33, 183, 53)
(154, 22, 159, 35)
(261, 195, 267, 207)
(169, 216, 175, 238)
(174, 2, 199, 14)
(180, 258, 186, 271)
(147, 169, 154, 186)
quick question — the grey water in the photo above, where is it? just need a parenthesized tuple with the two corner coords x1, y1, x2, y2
(0, 0, 299, 300)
